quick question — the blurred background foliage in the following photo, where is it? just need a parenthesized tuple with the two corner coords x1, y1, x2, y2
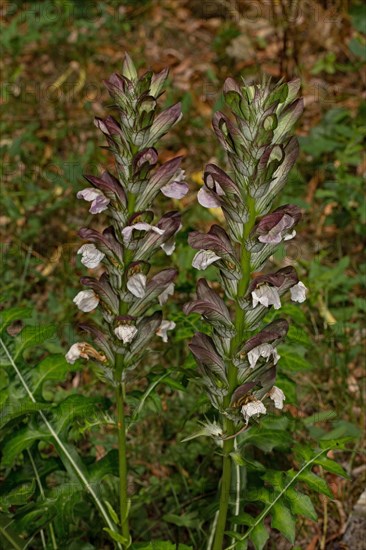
(0, 0, 365, 548)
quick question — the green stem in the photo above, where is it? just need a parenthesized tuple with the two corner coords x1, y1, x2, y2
(213, 197, 256, 549)
(27, 450, 57, 550)
(116, 381, 130, 547)
(212, 423, 235, 550)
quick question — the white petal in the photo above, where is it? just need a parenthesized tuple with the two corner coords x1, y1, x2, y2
(127, 273, 146, 298)
(192, 250, 221, 270)
(247, 343, 279, 369)
(77, 244, 105, 268)
(284, 229, 296, 241)
(156, 320, 176, 343)
(290, 281, 308, 303)
(77, 188, 100, 201)
(65, 343, 82, 364)
(114, 325, 138, 344)
(122, 223, 164, 245)
(197, 187, 221, 208)
(73, 290, 99, 312)
(160, 241, 176, 256)
(89, 194, 110, 214)
(158, 282, 175, 306)
(161, 180, 189, 199)
(269, 386, 286, 409)
(241, 400, 267, 422)
(252, 284, 281, 310)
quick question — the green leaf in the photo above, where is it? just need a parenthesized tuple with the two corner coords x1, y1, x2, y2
(31, 354, 74, 397)
(251, 520, 269, 550)
(1, 425, 49, 467)
(314, 456, 350, 479)
(278, 349, 314, 372)
(0, 480, 35, 508)
(89, 450, 119, 481)
(53, 394, 106, 435)
(103, 528, 128, 545)
(131, 542, 192, 550)
(298, 470, 333, 498)
(104, 500, 120, 526)
(271, 501, 296, 543)
(285, 488, 318, 521)
(303, 410, 337, 426)
(0, 307, 32, 334)
(14, 324, 55, 359)
(0, 512, 27, 550)
(162, 511, 198, 528)
(0, 398, 51, 429)
(241, 429, 292, 452)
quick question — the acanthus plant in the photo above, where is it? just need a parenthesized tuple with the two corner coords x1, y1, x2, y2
(66, 54, 187, 548)
(184, 77, 308, 548)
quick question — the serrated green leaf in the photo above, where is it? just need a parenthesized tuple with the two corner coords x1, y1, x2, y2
(314, 456, 350, 478)
(31, 354, 74, 397)
(14, 325, 55, 359)
(285, 488, 318, 521)
(298, 470, 333, 498)
(1, 426, 49, 467)
(278, 350, 314, 372)
(262, 470, 285, 491)
(271, 501, 296, 543)
(0, 398, 51, 429)
(0, 307, 32, 334)
(251, 520, 269, 550)
(53, 394, 106, 436)
(231, 512, 255, 526)
(0, 480, 35, 508)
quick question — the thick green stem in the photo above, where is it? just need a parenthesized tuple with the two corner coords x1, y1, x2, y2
(116, 381, 130, 547)
(213, 197, 257, 549)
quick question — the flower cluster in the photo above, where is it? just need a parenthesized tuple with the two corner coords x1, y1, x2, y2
(66, 54, 186, 382)
(185, 77, 307, 429)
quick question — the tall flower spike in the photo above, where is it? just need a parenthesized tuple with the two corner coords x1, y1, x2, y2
(67, 55, 186, 545)
(185, 77, 307, 550)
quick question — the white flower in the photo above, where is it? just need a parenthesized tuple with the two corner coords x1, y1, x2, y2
(65, 343, 85, 364)
(290, 281, 308, 303)
(158, 283, 175, 306)
(73, 289, 99, 312)
(156, 320, 176, 343)
(252, 284, 281, 310)
(192, 250, 221, 270)
(65, 342, 106, 364)
(114, 325, 138, 344)
(127, 273, 146, 298)
(247, 343, 280, 369)
(77, 244, 105, 268)
(268, 386, 286, 409)
(241, 399, 267, 423)
(122, 222, 164, 246)
(76, 188, 110, 214)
